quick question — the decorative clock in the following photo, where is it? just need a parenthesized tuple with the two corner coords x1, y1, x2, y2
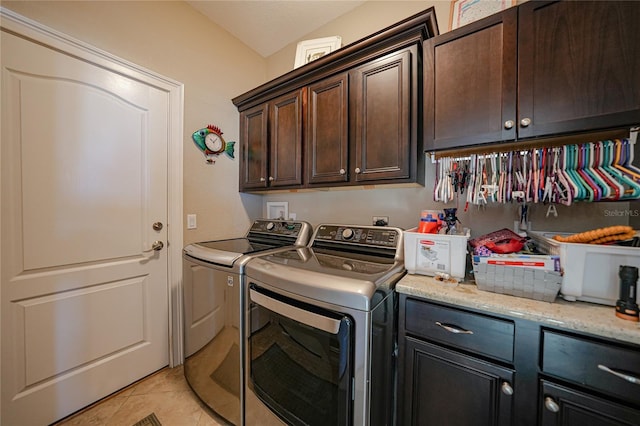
(192, 124, 235, 163)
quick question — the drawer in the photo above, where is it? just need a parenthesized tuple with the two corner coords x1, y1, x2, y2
(404, 298, 515, 363)
(542, 329, 640, 406)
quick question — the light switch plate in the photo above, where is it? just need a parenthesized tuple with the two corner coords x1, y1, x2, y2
(187, 214, 197, 229)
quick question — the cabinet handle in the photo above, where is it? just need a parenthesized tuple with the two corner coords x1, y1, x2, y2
(355, 167, 361, 174)
(435, 321, 473, 335)
(520, 117, 531, 127)
(504, 120, 514, 130)
(501, 382, 514, 396)
(269, 176, 274, 181)
(339, 168, 346, 175)
(598, 364, 640, 385)
(260, 177, 266, 182)
(544, 397, 560, 413)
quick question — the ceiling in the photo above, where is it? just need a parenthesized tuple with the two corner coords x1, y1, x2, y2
(186, 1, 367, 57)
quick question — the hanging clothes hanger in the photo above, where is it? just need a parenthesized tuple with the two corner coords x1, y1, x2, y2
(576, 144, 602, 201)
(616, 138, 640, 179)
(553, 146, 572, 206)
(603, 140, 640, 199)
(595, 140, 624, 201)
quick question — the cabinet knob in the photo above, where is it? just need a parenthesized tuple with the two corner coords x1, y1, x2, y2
(501, 382, 514, 396)
(339, 168, 346, 175)
(260, 177, 266, 182)
(504, 120, 514, 130)
(355, 168, 361, 174)
(544, 397, 560, 413)
(520, 117, 531, 127)
(269, 176, 274, 181)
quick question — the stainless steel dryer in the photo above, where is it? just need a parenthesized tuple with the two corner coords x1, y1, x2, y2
(244, 224, 405, 426)
(182, 219, 312, 425)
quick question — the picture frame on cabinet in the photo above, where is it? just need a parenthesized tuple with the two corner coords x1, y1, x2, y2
(449, 0, 516, 30)
(294, 36, 342, 69)
(266, 201, 289, 220)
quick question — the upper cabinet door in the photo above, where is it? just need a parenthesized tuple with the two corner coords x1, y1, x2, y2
(306, 73, 349, 185)
(350, 48, 416, 183)
(269, 89, 304, 188)
(424, 8, 518, 151)
(239, 103, 269, 190)
(517, 1, 640, 139)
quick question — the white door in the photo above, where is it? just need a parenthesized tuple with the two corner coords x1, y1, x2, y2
(1, 23, 171, 425)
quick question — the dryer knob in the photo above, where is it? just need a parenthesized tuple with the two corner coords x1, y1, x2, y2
(342, 228, 354, 240)
(266, 222, 275, 231)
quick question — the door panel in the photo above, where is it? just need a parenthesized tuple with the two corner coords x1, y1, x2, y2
(350, 49, 414, 182)
(518, 1, 640, 138)
(306, 74, 349, 185)
(425, 8, 517, 150)
(19, 74, 146, 268)
(1, 28, 169, 425)
(21, 278, 147, 386)
(270, 90, 303, 187)
(240, 104, 269, 190)
(183, 262, 228, 357)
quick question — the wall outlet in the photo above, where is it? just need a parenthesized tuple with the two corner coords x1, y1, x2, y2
(373, 216, 389, 226)
(187, 214, 197, 229)
(289, 213, 297, 220)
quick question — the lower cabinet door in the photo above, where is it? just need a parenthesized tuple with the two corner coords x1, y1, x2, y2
(401, 336, 514, 426)
(539, 380, 640, 426)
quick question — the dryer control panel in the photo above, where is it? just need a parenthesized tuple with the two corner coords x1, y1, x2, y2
(313, 224, 400, 249)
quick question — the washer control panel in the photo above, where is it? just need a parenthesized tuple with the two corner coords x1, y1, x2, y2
(249, 219, 303, 236)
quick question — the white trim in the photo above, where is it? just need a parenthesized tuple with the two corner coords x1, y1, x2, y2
(0, 7, 184, 366)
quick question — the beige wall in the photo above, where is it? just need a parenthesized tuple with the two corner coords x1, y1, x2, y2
(5, 0, 635, 241)
(2, 0, 265, 245)
(266, 1, 451, 79)
(260, 0, 636, 236)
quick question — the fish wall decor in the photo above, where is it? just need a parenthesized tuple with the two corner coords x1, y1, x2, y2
(192, 124, 235, 164)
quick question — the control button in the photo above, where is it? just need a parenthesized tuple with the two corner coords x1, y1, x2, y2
(342, 262, 354, 271)
(266, 222, 275, 231)
(342, 228, 354, 240)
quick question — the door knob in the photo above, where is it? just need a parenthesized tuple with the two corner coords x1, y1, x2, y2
(520, 117, 531, 127)
(152, 222, 163, 231)
(504, 120, 514, 129)
(355, 168, 361, 174)
(150, 241, 164, 251)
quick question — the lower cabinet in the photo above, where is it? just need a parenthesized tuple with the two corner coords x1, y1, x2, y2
(398, 294, 640, 426)
(402, 336, 514, 425)
(540, 381, 640, 426)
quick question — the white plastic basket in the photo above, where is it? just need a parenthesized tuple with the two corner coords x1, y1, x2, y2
(472, 261, 562, 303)
(528, 230, 640, 306)
(403, 228, 470, 279)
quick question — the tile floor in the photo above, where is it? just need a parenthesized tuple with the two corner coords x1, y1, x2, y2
(53, 366, 228, 426)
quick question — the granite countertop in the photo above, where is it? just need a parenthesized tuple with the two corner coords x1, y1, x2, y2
(396, 274, 640, 346)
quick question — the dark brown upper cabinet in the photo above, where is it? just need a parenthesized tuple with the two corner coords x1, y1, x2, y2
(239, 89, 304, 190)
(234, 8, 438, 192)
(350, 48, 418, 184)
(424, 0, 640, 151)
(306, 73, 349, 185)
